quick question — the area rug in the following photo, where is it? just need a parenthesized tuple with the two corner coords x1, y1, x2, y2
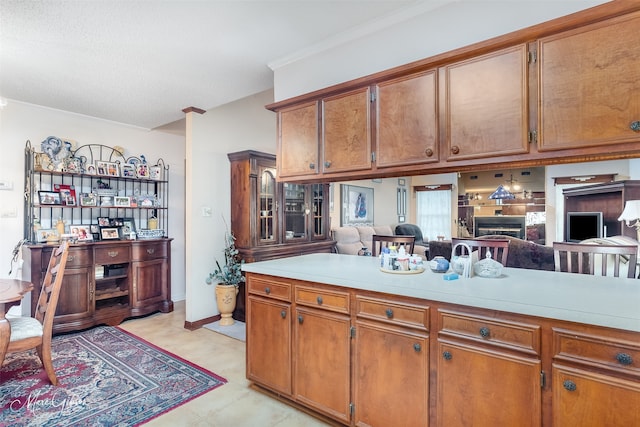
(0, 326, 227, 426)
(203, 320, 246, 342)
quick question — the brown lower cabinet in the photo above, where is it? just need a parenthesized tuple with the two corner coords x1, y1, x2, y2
(246, 272, 640, 427)
(23, 239, 173, 333)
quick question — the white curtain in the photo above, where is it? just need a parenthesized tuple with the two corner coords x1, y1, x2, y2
(416, 189, 452, 241)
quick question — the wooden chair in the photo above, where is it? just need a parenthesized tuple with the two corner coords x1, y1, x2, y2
(451, 238, 510, 265)
(371, 235, 415, 257)
(4, 241, 70, 385)
(553, 242, 638, 278)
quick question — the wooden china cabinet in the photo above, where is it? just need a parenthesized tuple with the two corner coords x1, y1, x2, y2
(227, 150, 335, 321)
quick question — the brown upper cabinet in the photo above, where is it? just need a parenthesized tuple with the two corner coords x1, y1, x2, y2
(268, 3, 640, 182)
(321, 87, 372, 175)
(375, 69, 439, 168)
(442, 44, 530, 162)
(538, 10, 640, 152)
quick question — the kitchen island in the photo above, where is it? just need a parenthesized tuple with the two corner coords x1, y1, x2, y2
(243, 253, 640, 426)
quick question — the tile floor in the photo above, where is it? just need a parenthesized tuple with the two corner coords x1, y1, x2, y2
(119, 301, 330, 426)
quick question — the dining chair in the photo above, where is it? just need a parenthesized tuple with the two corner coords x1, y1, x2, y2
(371, 235, 415, 257)
(553, 242, 638, 278)
(4, 241, 70, 385)
(451, 238, 510, 265)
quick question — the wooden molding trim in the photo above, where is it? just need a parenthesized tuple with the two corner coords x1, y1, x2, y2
(415, 184, 453, 192)
(184, 314, 220, 330)
(182, 106, 206, 115)
(553, 174, 617, 185)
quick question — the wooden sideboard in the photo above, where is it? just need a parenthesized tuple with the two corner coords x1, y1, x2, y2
(23, 239, 173, 334)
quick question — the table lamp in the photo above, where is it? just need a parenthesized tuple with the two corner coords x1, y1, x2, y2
(618, 200, 640, 241)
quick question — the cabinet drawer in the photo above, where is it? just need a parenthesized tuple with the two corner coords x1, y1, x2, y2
(554, 328, 640, 376)
(94, 245, 131, 264)
(438, 309, 541, 356)
(295, 285, 350, 314)
(131, 241, 167, 261)
(355, 295, 429, 332)
(43, 247, 92, 269)
(247, 275, 291, 302)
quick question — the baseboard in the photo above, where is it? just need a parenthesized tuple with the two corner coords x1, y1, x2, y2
(184, 314, 220, 331)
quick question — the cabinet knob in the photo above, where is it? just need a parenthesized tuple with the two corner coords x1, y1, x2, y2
(309, 162, 315, 170)
(385, 308, 394, 319)
(298, 315, 304, 324)
(616, 352, 633, 366)
(479, 327, 490, 338)
(146, 248, 155, 254)
(264, 287, 271, 294)
(281, 310, 287, 319)
(424, 148, 434, 157)
(413, 343, 422, 352)
(324, 161, 332, 168)
(630, 121, 640, 132)
(442, 351, 452, 360)
(563, 380, 577, 392)
(316, 296, 323, 305)
(67, 255, 75, 262)
(451, 145, 460, 155)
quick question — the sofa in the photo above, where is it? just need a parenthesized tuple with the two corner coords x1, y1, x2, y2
(332, 225, 428, 259)
(428, 235, 556, 271)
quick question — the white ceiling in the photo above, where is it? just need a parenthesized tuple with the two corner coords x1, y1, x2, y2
(0, 0, 450, 130)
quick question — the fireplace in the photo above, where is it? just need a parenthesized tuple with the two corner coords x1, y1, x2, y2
(474, 216, 526, 239)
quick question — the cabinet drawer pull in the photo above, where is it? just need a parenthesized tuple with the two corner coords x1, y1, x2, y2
(413, 343, 422, 352)
(108, 251, 119, 258)
(146, 248, 155, 254)
(324, 161, 331, 168)
(616, 352, 633, 366)
(316, 296, 323, 305)
(563, 380, 577, 392)
(298, 315, 304, 324)
(630, 121, 640, 132)
(281, 310, 287, 319)
(309, 162, 315, 170)
(67, 255, 75, 262)
(424, 148, 434, 157)
(442, 351, 452, 360)
(385, 308, 394, 319)
(479, 327, 490, 338)
(451, 145, 460, 155)
(264, 287, 271, 295)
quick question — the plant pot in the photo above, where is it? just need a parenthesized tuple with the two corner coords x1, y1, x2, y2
(215, 284, 239, 326)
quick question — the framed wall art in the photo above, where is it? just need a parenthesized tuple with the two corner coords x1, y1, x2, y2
(341, 184, 374, 226)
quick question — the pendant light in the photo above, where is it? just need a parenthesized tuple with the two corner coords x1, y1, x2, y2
(488, 184, 516, 200)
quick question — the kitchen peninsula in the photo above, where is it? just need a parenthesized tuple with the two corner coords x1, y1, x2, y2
(243, 253, 640, 426)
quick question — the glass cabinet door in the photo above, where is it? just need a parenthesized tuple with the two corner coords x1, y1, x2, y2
(259, 169, 277, 243)
(284, 183, 307, 241)
(312, 184, 325, 239)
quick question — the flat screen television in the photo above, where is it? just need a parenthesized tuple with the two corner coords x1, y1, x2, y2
(566, 212, 603, 242)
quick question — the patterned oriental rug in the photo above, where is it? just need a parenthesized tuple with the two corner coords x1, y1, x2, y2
(0, 326, 227, 426)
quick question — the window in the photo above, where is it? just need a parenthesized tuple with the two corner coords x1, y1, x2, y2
(416, 188, 452, 241)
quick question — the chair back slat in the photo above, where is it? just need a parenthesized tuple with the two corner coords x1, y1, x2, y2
(553, 242, 638, 278)
(371, 235, 415, 257)
(35, 241, 70, 325)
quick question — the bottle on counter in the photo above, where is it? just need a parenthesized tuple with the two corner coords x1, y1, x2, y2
(389, 245, 399, 270)
(397, 245, 410, 271)
(380, 247, 391, 270)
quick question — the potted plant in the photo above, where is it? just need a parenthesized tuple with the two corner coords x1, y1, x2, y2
(206, 227, 245, 326)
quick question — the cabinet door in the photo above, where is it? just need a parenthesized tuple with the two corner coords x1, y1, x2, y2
(322, 87, 372, 175)
(258, 166, 278, 244)
(553, 364, 640, 426)
(246, 295, 292, 395)
(443, 44, 530, 162)
(54, 266, 94, 328)
(295, 306, 351, 424)
(130, 258, 167, 308)
(354, 321, 429, 427)
(538, 12, 640, 151)
(376, 70, 439, 168)
(437, 341, 541, 427)
(277, 101, 320, 179)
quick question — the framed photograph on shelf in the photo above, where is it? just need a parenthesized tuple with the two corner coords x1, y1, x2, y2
(106, 162, 120, 177)
(95, 161, 109, 176)
(114, 196, 131, 207)
(122, 217, 137, 236)
(149, 165, 162, 180)
(340, 184, 374, 226)
(80, 193, 97, 207)
(38, 191, 61, 205)
(97, 217, 110, 227)
(85, 163, 97, 175)
(136, 163, 150, 179)
(122, 164, 136, 178)
(35, 228, 59, 243)
(100, 195, 114, 207)
(54, 184, 76, 206)
(90, 224, 100, 240)
(70, 225, 93, 241)
(100, 227, 121, 240)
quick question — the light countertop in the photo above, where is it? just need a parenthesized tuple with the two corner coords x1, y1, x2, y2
(242, 253, 640, 332)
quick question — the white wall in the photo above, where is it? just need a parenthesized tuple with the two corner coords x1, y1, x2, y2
(0, 100, 185, 308)
(272, 1, 608, 102)
(186, 89, 275, 323)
